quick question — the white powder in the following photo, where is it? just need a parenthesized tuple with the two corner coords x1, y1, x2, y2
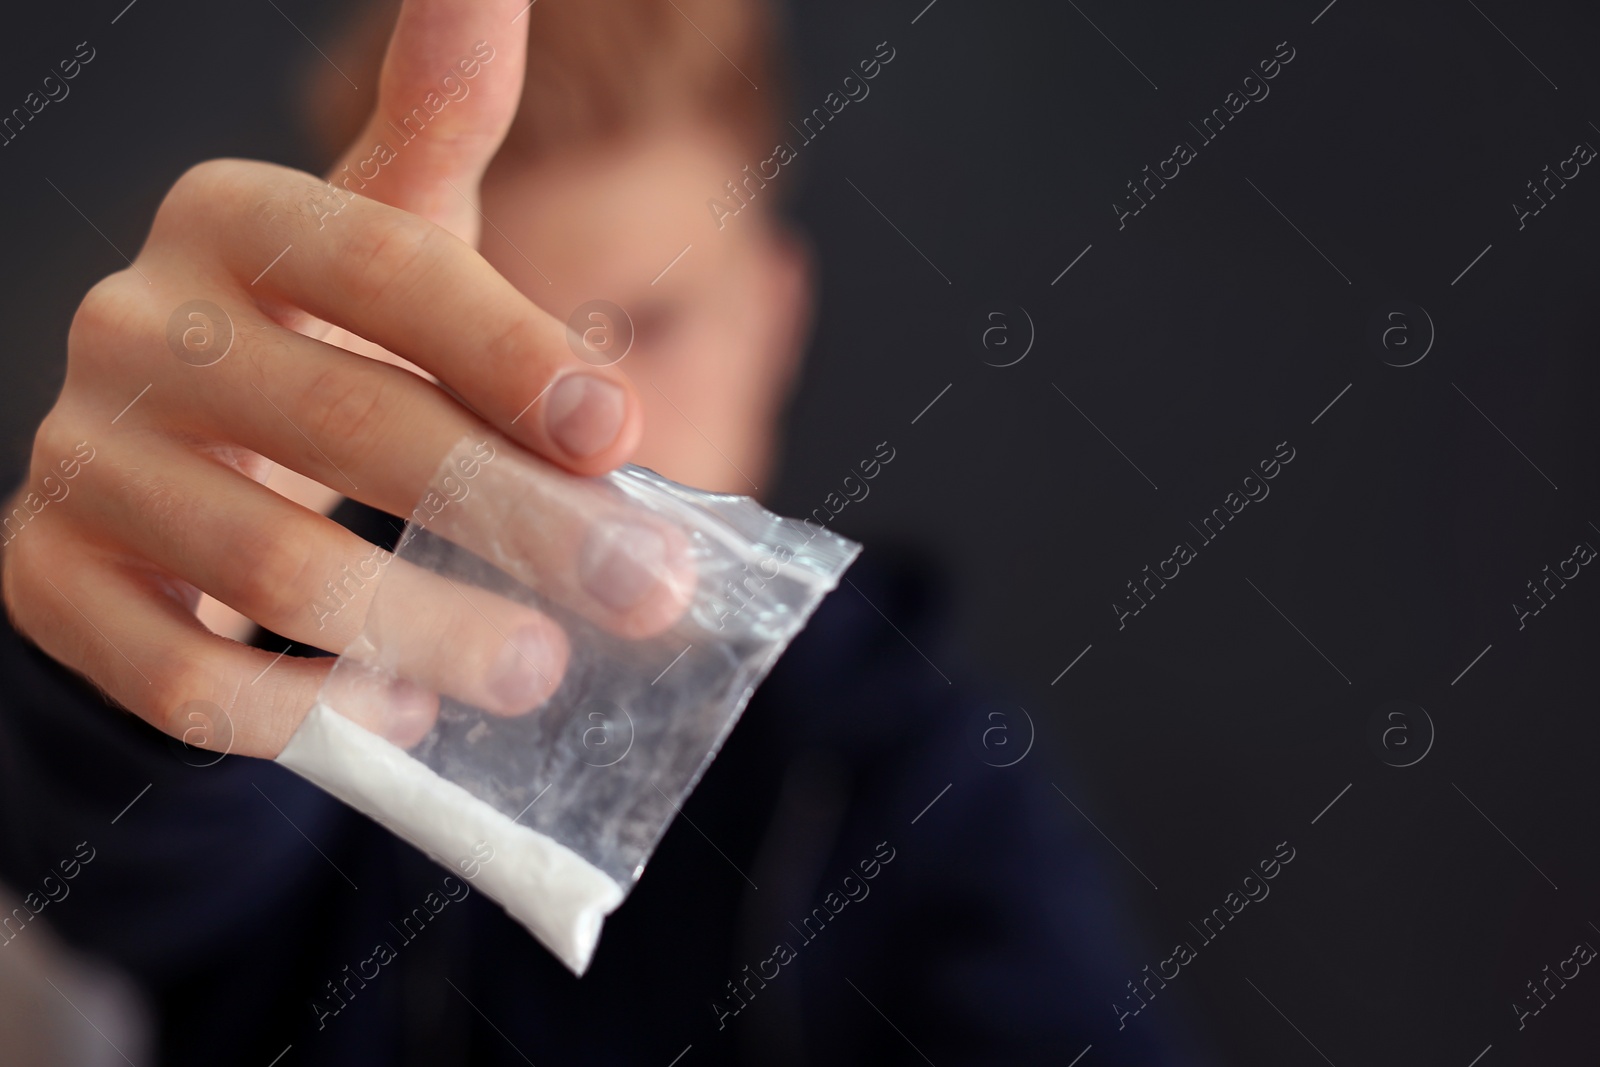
(276, 703, 625, 974)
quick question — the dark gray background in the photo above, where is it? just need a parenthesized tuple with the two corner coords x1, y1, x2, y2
(3, 1, 1598, 1063)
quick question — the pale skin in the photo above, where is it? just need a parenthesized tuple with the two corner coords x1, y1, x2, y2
(0, 0, 810, 759)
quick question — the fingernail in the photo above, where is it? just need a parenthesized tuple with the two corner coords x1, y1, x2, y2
(546, 374, 625, 459)
(579, 521, 667, 613)
(491, 625, 560, 712)
(382, 679, 436, 747)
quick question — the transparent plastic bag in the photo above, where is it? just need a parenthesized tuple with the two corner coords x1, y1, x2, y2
(276, 434, 859, 973)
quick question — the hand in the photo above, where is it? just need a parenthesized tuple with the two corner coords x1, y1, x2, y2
(1, 0, 649, 758)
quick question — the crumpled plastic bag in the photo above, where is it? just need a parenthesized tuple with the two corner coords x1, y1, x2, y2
(276, 434, 859, 973)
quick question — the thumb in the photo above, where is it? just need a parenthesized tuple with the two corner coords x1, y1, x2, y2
(331, 0, 530, 245)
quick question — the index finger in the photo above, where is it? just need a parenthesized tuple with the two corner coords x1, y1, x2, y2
(187, 159, 641, 474)
(330, 0, 531, 244)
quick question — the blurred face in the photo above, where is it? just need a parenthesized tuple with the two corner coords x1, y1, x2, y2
(478, 123, 811, 495)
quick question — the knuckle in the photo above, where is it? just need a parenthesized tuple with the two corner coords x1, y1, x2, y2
(232, 530, 318, 629)
(5, 413, 92, 545)
(149, 659, 215, 739)
(165, 158, 262, 214)
(25, 415, 93, 517)
(344, 213, 439, 303)
(68, 271, 147, 359)
(32, 409, 81, 469)
(1, 536, 47, 636)
(157, 158, 244, 230)
(483, 315, 545, 378)
(158, 158, 312, 255)
(173, 157, 243, 193)
(300, 361, 399, 469)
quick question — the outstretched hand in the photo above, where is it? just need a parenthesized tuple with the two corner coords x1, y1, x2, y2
(2, 0, 649, 757)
